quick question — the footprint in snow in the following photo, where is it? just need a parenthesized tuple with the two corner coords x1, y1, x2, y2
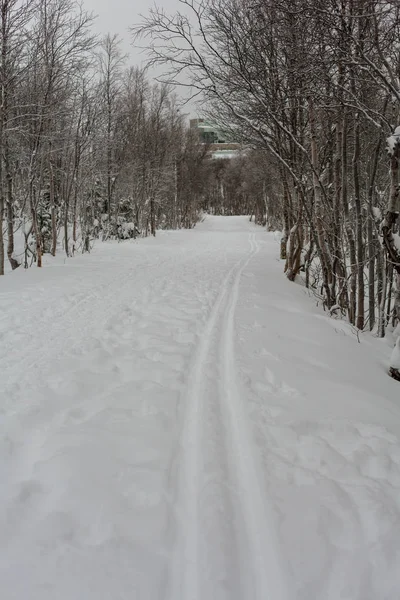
(263, 366, 301, 397)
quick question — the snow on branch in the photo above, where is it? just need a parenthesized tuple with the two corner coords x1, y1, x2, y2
(386, 126, 400, 157)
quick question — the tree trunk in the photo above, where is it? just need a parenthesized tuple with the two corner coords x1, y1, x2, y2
(286, 196, 303, 282)
(50, 159, 57, 257)
(341, 110, 356, 323)
(309, 97, 332, 308)
(367, 212, 375, 330)
(353, 115, 364, 330)
(378, 253, 387, 338)
(150, 197, 156, 236)
(5, 142, 19, 270)
(387, 262, 394, 325)
(381, 134, 400, 368)
(0, 67, 3, 274)
(64, 200, 69, 257)
(280, 178, 290, 260)
(29, 177, 42, 268)
(72, 184, 78, 253)
(367, 99, 387, 330)
(333, 113, 347, 310)
(0, 193, 4, 275)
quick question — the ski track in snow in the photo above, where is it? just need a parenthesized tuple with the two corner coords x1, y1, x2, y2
(1, 216, 400, 600)
(169, 232, 288, 600)
(218, 233, 289, 599)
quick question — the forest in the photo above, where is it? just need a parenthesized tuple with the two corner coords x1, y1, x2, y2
(2, 0, 400, 373)
(135, 0, 400, 378)
(0, 0, 269, 274)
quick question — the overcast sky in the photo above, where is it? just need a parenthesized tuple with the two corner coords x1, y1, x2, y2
(82, 0, 196, 115)
(82, 0, 177, 67)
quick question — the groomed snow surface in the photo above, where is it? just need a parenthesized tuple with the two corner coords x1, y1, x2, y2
(1, 216, 400, 600)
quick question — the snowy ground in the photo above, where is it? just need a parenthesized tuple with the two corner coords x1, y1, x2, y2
(1, 216, 400, 600)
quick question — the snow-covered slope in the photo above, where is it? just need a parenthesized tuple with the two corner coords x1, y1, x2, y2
(1, 216, 399, 600)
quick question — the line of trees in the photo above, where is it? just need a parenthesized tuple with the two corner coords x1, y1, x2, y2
(7, 0, 400, 376)
(0, 0, 240, 274)
(198, 150, 278, 225)
(0, 0, 278, 277)
(135, 0, 400, 378)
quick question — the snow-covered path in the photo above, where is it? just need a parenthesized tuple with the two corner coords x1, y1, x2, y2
(1, 216, 400, 600)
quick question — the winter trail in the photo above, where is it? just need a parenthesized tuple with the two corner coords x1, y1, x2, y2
(218, 232, 288, 599)
(169, 231, 288, 600)
(1, 216, 400, 600)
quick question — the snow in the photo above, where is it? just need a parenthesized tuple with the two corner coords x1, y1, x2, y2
(372, 206, 382, 221)
(1, 215, 400, 600)
(393, 232, 400, 252)
(23, 220, 32, 235)
(387, 129, 400, 156)
(390, 337, 400, 369)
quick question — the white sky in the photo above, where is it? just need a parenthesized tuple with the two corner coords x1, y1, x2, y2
(82, 0, 197, 116)
(82, 0, 177, 67)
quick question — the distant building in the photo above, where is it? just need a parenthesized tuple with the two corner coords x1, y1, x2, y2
(190, 118, 241, 159)
(190, 119, 228, 143)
